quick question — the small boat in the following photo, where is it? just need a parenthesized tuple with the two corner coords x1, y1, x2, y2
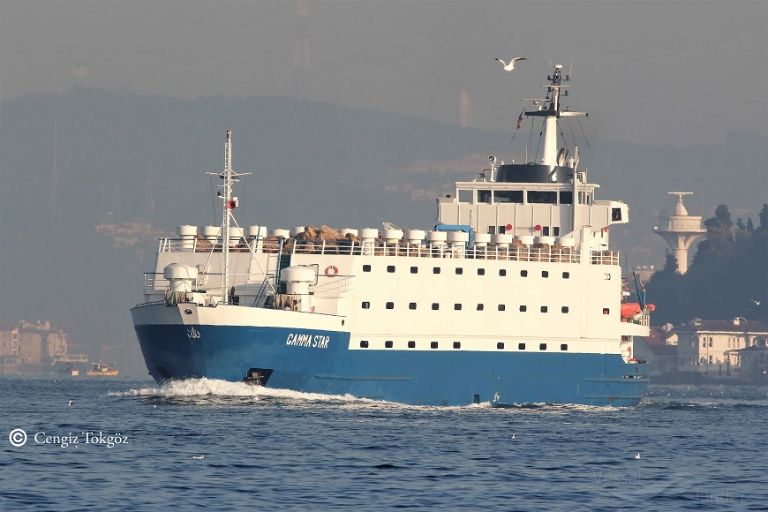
(86, 362, 120, 377)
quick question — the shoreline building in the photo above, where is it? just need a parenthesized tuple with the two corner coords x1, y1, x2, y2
(653, 192, 706, 274)
(675, 318, 768, 378)
(0, 320, 86, 375)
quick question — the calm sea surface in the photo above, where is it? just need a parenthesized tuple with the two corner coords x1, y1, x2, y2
(2, 378, 767, 511)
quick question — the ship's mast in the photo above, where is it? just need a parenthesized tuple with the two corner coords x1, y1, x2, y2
(525, 64, 586, 166)
(222, 130, 233, 303)
(208, 130, 250, 304)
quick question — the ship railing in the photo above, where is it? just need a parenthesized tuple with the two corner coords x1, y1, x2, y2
(143, 272, 257, 291)
(157, 237, 264, 253)
(590, 250, 619, 266)
(155, 236, 623, 266)
(289, 239, 582, 264)
(629, 313, 650, 327)
(314, 274, 354, 296)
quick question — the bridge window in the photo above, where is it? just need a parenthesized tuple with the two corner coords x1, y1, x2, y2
(458, 189, 472, 203)
(559, 191, 573, 204)
(553, 227, 560, 236)
(495, 190, 524, 203)
(478, 190, 492, 203)
(542, 227, 550, 236)
(528, 191, 557, 204)
(612, 208, 622, 221)
(385, 340, 393, 349)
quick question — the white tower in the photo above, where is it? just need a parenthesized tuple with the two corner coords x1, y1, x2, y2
(653, 192, 706, 274)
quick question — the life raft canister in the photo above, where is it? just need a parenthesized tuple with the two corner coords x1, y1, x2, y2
(324, 265, 339, 277)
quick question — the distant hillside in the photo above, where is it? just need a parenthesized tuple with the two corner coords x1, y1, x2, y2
(0, 88, 764, 373)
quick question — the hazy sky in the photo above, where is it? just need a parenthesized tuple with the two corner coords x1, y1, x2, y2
(1, 0, 766, 146)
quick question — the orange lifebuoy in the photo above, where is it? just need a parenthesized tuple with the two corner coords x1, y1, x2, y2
(325, 265, 339, 277)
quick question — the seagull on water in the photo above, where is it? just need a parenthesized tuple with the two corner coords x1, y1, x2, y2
(68, 400, 74, 407)
(634, 452, 641, 460)
(192, 455, 205, 460)
(511, 433, 516, 440)
(495, 57, 528, 71)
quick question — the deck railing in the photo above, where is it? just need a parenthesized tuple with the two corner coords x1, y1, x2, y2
(155, 237, 620, 266)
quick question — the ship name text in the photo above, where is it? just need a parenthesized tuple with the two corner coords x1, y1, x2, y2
(286, 333, 330, 349)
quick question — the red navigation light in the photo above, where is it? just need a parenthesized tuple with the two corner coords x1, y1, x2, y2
(227, 200, 237, 210)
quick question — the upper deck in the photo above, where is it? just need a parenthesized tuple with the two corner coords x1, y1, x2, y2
(156, 235, 619, 266)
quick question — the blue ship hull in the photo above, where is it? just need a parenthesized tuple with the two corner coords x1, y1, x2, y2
(134, 322, 648, 406)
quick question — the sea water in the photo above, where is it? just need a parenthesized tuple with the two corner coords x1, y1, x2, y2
(2, 378, 767, 511)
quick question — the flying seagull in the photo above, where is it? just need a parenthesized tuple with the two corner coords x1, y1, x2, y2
(750, 299, 761, 306)
(495, 57, 528, 71)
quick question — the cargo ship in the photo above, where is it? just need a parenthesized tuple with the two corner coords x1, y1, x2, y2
(131, 63, 651, 406)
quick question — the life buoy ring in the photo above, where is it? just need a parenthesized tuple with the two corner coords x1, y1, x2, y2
(324, 265, 339, 277)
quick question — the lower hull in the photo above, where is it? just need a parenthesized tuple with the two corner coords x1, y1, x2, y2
(133, 309, 648, 407)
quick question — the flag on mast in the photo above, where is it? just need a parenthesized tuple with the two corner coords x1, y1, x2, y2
(516, 111, 524, 130)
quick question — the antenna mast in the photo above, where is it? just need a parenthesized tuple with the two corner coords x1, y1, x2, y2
(208, 130, 251, 304)
(524, 63, 586, 166)
(222, 130, 233, 303)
